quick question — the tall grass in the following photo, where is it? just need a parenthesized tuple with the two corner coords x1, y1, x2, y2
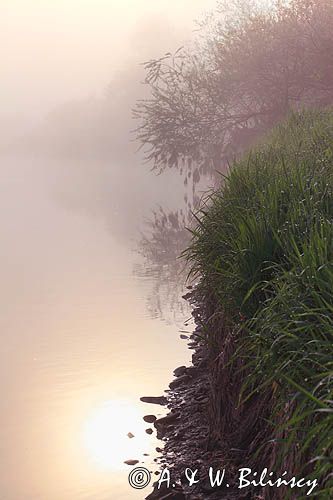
(185, 110, 333, 498)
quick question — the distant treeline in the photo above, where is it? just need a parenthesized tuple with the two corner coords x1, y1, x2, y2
(27, 67, 145, 161)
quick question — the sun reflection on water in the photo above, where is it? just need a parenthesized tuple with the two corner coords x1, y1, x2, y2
(82, 399, 147, 470)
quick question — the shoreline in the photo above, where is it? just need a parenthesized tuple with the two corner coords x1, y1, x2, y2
(142, 294, 242, 500)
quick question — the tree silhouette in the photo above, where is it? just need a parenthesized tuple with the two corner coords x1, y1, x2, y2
(135, 0, 333, 176)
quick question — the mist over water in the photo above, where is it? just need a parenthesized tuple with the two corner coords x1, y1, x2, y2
(0, 1, 216, 498)
(0, 153, 191, 500)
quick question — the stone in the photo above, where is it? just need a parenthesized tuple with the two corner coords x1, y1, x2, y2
(169, 375, 190, 390)
(185, 366, 199, 376)
(124, 459, 139, 466)
(154, 412, 180, 428)
(143, 414, 157, 423)
(173, 365, 187, 377)
(140, 396, 167, 405)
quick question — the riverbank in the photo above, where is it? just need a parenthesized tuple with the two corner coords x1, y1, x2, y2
(145, 110, 333, 499)
(143, 294, 243, 500)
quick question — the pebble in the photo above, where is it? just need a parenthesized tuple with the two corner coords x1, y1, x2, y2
(173, 365, 187, 377)
(185, 366, 199, 377)
(169, 375, 190, 390)
(140, 396, 167, 405)
(154, 412, 180, 428)
(124, 459, 139, 466)
(143, 414, 157, 423)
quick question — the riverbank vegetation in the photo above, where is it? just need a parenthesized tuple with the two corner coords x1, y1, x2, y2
(185, 110, 333, 498)
(136, 2, 333, 495)
(136, 0, 333, 180)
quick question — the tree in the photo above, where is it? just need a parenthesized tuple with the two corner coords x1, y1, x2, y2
(135, 0, 333, 178)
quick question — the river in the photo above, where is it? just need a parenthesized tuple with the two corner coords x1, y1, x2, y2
(0, 153, 194, 499)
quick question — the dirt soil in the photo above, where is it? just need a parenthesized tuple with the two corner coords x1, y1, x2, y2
(144, 323, 248, 500)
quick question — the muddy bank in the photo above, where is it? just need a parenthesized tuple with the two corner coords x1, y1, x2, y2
(140, 289, 322, 499)
(141, 298, 245, 500)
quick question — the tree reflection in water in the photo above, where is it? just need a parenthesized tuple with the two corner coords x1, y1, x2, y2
(133, 204, 197, 326)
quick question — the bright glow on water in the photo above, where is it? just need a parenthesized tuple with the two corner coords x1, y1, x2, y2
(83, 399, 147, 470)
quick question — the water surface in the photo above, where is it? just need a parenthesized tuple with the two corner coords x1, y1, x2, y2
(0, 154, 192, 499)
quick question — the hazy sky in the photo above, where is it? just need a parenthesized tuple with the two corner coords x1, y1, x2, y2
(1, 0, 217, 126)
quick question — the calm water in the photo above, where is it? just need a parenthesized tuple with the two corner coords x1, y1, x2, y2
(0, 154, 193, 499)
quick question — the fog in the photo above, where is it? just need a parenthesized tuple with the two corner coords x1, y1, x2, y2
(0, 2, 216, 499)
(1, 0, 216, 140)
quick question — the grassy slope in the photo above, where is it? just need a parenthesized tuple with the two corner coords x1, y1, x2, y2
(185, 110, 333, 498)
